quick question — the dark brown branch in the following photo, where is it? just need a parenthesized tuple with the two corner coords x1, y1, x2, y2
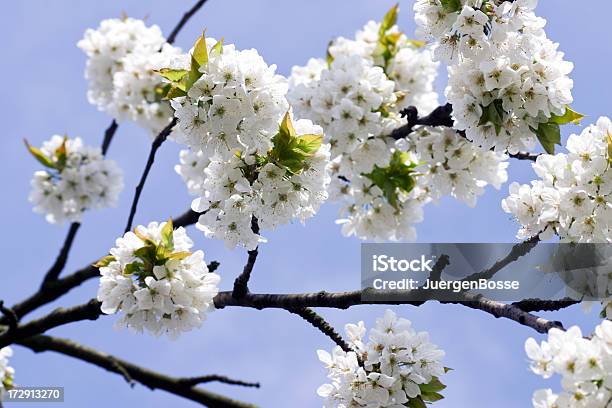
(0, 301, 18, 333)
(214, 290, 563, 334)
(512, 297, 580, 312)
(461, 235, 540, 282)
(390, 104, 540, 161)
(232, 218, 260, 299)
(166, 0, 209, 45)
(101, 120, 118, 155)
(16, 335, 256, 408)
(179, 375, 260, 388)
(40, 222, 81, 288)
(174, 209, 202, 228)
(124, 118, 177, 233)
(287, 308, 353, 354)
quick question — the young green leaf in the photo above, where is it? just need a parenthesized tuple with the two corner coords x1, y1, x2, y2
(279, 112, 297, 137)
(24, 139, 57, 169)
(380, 3, 399, 35)
(550, 106, 585, 126)
(326, 40, 334, 68)
(211, 38, 224, 56)
(407, 397, 427, 408)
(606, 131, 612, 165)
(124, 261, 144, 276)
(294, 134, 323, 156)
(192, 31, 209, 67)
(54, 136, 68, 170)
(155, 68, 189, 82)
(160, 218, 174, 251)
(93, 255, 116, 268)
(440, 0, 462, 13)
(478, 100, 505, 135)
(364, 151, 416, 210)
(535, 122, 561, 154)
(166, 251, 192, 261)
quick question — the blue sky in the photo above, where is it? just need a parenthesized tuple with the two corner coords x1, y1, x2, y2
(0, 0, 609, 406)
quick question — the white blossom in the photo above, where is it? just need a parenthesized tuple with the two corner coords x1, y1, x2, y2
(28, 135, 123, 224)
(97, 221, 220, 338)
(175, 149, 210, 196)
(318, 310, 446, 407)
(190, 115, 331, 250)
(0, 347, 15, 397)
(415, 0, 575, 154)
(526, 320, 612, 407)
(78, 17, 181, 134)
(169, 37, 288, 159)
(502, 117, 612, 242)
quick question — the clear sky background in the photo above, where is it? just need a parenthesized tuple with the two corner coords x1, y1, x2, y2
(0, 1, 610, 407)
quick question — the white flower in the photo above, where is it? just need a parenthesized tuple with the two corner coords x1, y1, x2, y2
(190, 115, 331, 250)
(170, 37, 288, 159)
(317, 310, 446, 407)
(97, 220, 220, 338)
(78, 17, 179, 135)
(28, 135, 123, 224)
(0, 347, 15, 397)
(502, 117, 612, 243)
(526, 321, 612, 408)
(415, 0, 574, 153)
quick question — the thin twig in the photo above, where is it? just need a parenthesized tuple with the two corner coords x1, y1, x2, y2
(166, 0, 209, 45)
(179, 375, 260, 388)
(232, 218, 260, 299)
(101, 120, 119, 155)
(40, 222, 81, 287)
(124, 118, 177, 233)
(287, 308, 353, 354)
(16, 335, 256, 408)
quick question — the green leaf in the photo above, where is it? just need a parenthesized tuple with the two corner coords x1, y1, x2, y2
(133, 228, 156, 247)
(535, 122, 561, 154)
(421, 392, 445, 402)
(54, 136, 68, 170)
(124, 261, 144, 276)
(478, 100, 505, 135)
(192, 31, 209, 67)
(165, 86, 188, 99)
(550, 105, 585, 126)
(160, 218, 174, 251)
(211, 38, 224, 56)
(326, 40, 334, 68)
(24, 139, 57, 169)
(440, 0, 462, 13)
(419, 377, 447, 393)
(93, 255, 116, 268)
(406, 39, 425, 48)
(269, 113, 324, 174)
(407, 397, 427, 408)
(364, 151, 416, 210)
(167, 251, 192, 261)
(279, 112, 297, 137)
(155, 68, 189, 82)
(380, 3, 399, 35)
(134, 245, 156, 263)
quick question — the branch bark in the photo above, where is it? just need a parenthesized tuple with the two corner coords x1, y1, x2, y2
(166, 0, 210, 45)
(124, 118, 177, 233)
(16, 335, 256, 408)
(40, 222, 81, 288)
(232, 218, 260, 299)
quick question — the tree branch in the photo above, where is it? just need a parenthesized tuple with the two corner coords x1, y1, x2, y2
(40, 222, 81, 288)
(287, 308, 354, 354)
(232, 218, 260, 299)
(512, 297, 580, 312)
(101, 120, 119, 156)
(179, 375, 260, 389)
(0, 301, 18, 333)
(166, 0, 210, 45)
(16, 335, 256, 408)
(124, 118, 177, 233)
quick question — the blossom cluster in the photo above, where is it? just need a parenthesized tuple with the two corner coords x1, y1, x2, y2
(0, 347, 14, 397)
(165, 35, 331, 249)
(169, 36, 289, 159)
(318, 310, 447, 407)
(525, 320, 612, 407)
(191, 115, 331, 250)
(28, 135, 123, 224)
(415, 0, 575, 154)
(288, 7, 440, 241)
(97, 220, 220, 338)
(409, 126, 508, 207)
(502, 117, 612, 242)
(78, 17, 181, 134)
